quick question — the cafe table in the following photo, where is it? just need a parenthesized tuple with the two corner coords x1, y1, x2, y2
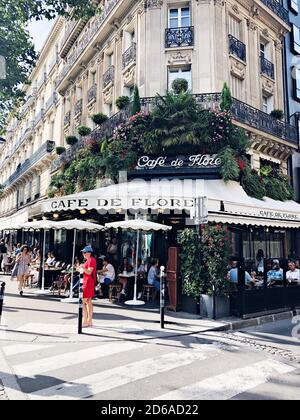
(40, 267, 63, 289)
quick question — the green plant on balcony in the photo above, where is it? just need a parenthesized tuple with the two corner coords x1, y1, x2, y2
(171, 78, 189, 94)
(77, 125, 92, 136)
(132, 85, 141, 115)
(220, 82, 233, 111)
(65, 136, 79, 146)
(55, 146, 66, 155)
(91, 113, 108, 126)
(116, 96, 130, 110)
(270, 109, 284, 120)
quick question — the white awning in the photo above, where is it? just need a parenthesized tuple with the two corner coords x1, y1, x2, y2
(0, 208, 29, 230)
(41, 179, 300, 229)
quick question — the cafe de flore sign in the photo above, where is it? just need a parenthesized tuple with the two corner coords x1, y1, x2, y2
(136, 154, 221, 170)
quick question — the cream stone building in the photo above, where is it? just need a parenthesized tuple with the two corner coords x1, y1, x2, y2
(0, 0, 299, 223)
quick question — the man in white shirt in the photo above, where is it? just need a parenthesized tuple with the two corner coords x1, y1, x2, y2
(98, 257, 115, 285)
(286, 261, 300, 285)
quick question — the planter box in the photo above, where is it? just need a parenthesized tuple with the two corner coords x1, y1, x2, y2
(200, 294, 230, 319)
(182, 294, 200, 315)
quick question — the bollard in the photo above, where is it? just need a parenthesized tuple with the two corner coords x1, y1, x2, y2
(160, 266, 165, 329)
(78, 270, 84, 335)
(0, 282, 6, 325)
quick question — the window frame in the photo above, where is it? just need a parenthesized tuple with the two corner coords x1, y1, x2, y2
(289, 0, 299, 14)
(291, 24, 300, 54)
(168, 6, 191, 29)
(168, 65, 192, 91)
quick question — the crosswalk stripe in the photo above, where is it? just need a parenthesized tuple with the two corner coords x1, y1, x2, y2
(2, 344, 53, 357)
(155, 359, 295, 400)
(28, 345, 221, 400)
(14, 341, 145, 378)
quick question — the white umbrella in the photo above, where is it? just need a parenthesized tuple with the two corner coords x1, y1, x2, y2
(22, 220, 65, 295)
(53, 220, 105, 303)
(105, 219, 172, 306)
(22, 219, 105, 298)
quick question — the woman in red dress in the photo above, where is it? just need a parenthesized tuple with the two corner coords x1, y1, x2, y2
(81, 246, 97, 328)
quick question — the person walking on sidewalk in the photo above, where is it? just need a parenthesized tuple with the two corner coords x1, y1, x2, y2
(15, 245, 31, 296)
(81, 246, 97, 328)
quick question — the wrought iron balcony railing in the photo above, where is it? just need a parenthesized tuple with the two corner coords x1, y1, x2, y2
(165, 26, 194, 48)
(122, 43, 136, 69)
(51, 93, 298, 173)
(103, 66, 115, 88)
(45, 92, 58, 114)
(4, 141, 55, 188)
(64, 111, 71, 127)
(34, 109, 45, 127)
(260, 0, 289, 24)
(56, 0, 122, 87)
(228, 34, 246, 62)
(260, 55, 275, 79)
(87, 84, 97, 103)
(74, 99, 83, 116)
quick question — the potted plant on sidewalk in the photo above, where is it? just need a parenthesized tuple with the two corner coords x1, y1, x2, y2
(200, 224, 231, 319)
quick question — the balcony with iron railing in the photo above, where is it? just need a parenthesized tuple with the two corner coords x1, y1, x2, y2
(4, 141, 55, 188)
(87, 84, 97, 103)
(60, 18, 88, 58)
(64, 111, 71, 127)
(122, 43, 136, 70)
(37, 72, 47, 91)
(74, 99, 83, 116)
(51, 93, 299, 173)
(260, 55, 275, 79)
(165, 26, 194, 48)
(45, 92, 58, 114)
(34, 109, 45, 127)
(259, 0, 289, 24)
(228, 34, 246, 62)
(103, 66, 115, 89)
(56, 0, 122, 89)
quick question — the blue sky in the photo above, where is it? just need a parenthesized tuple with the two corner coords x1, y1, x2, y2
(28, 19, 54, 52)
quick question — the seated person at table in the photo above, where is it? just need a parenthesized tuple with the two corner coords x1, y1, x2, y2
(97, 257, 116, 294)
(45, 252, 56, 267)
(119, 258, 133, 295)
(286, 261, 300, 286)
(267, 260, 283, 287)
(147, 259, 160, 295)
(227, 259, 255, 288)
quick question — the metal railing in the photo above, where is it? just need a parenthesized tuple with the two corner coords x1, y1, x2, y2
(103, 65, 115, 88)
(122, 43, 136, 69)
(51, 92, 299, 173)
(260, 0, 289, 24)
(34, 109, 45, 127)
(74, 99, 83, 116)
(45, 92, 58, 114)
(87, 84, 97, 103)
(228, 34, 246, 62)
(4, 141, 55, 187)
(56, 0, 122, 87)
(165, 26, 194, 48)
(260, 55, 275, 79)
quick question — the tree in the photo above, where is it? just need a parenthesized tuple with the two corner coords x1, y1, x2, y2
(220, 82, 233, 112)
(0, 0, 101, 132)
(132, 85, 141, 115)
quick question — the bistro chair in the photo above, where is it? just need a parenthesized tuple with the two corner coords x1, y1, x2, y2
(142, 284, 156, 302)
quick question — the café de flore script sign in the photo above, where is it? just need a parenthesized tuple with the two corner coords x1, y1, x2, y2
(136, 154, 221, 170)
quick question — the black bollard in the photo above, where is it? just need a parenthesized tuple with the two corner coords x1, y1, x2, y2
(78, 272, 84, 335)
(160, 266, 165, 329)
(0, 282, 6, 325)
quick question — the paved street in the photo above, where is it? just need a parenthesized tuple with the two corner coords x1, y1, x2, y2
(0, 279, 299, 400)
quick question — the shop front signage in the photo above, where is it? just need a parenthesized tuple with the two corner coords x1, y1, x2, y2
(137, 154, 221, 170)
(45, 196, 196, 213)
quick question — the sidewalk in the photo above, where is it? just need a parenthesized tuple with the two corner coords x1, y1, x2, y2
(0, 277, 298, 344)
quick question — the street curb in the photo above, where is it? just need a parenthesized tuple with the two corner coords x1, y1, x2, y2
(213, 309, 300, 332)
